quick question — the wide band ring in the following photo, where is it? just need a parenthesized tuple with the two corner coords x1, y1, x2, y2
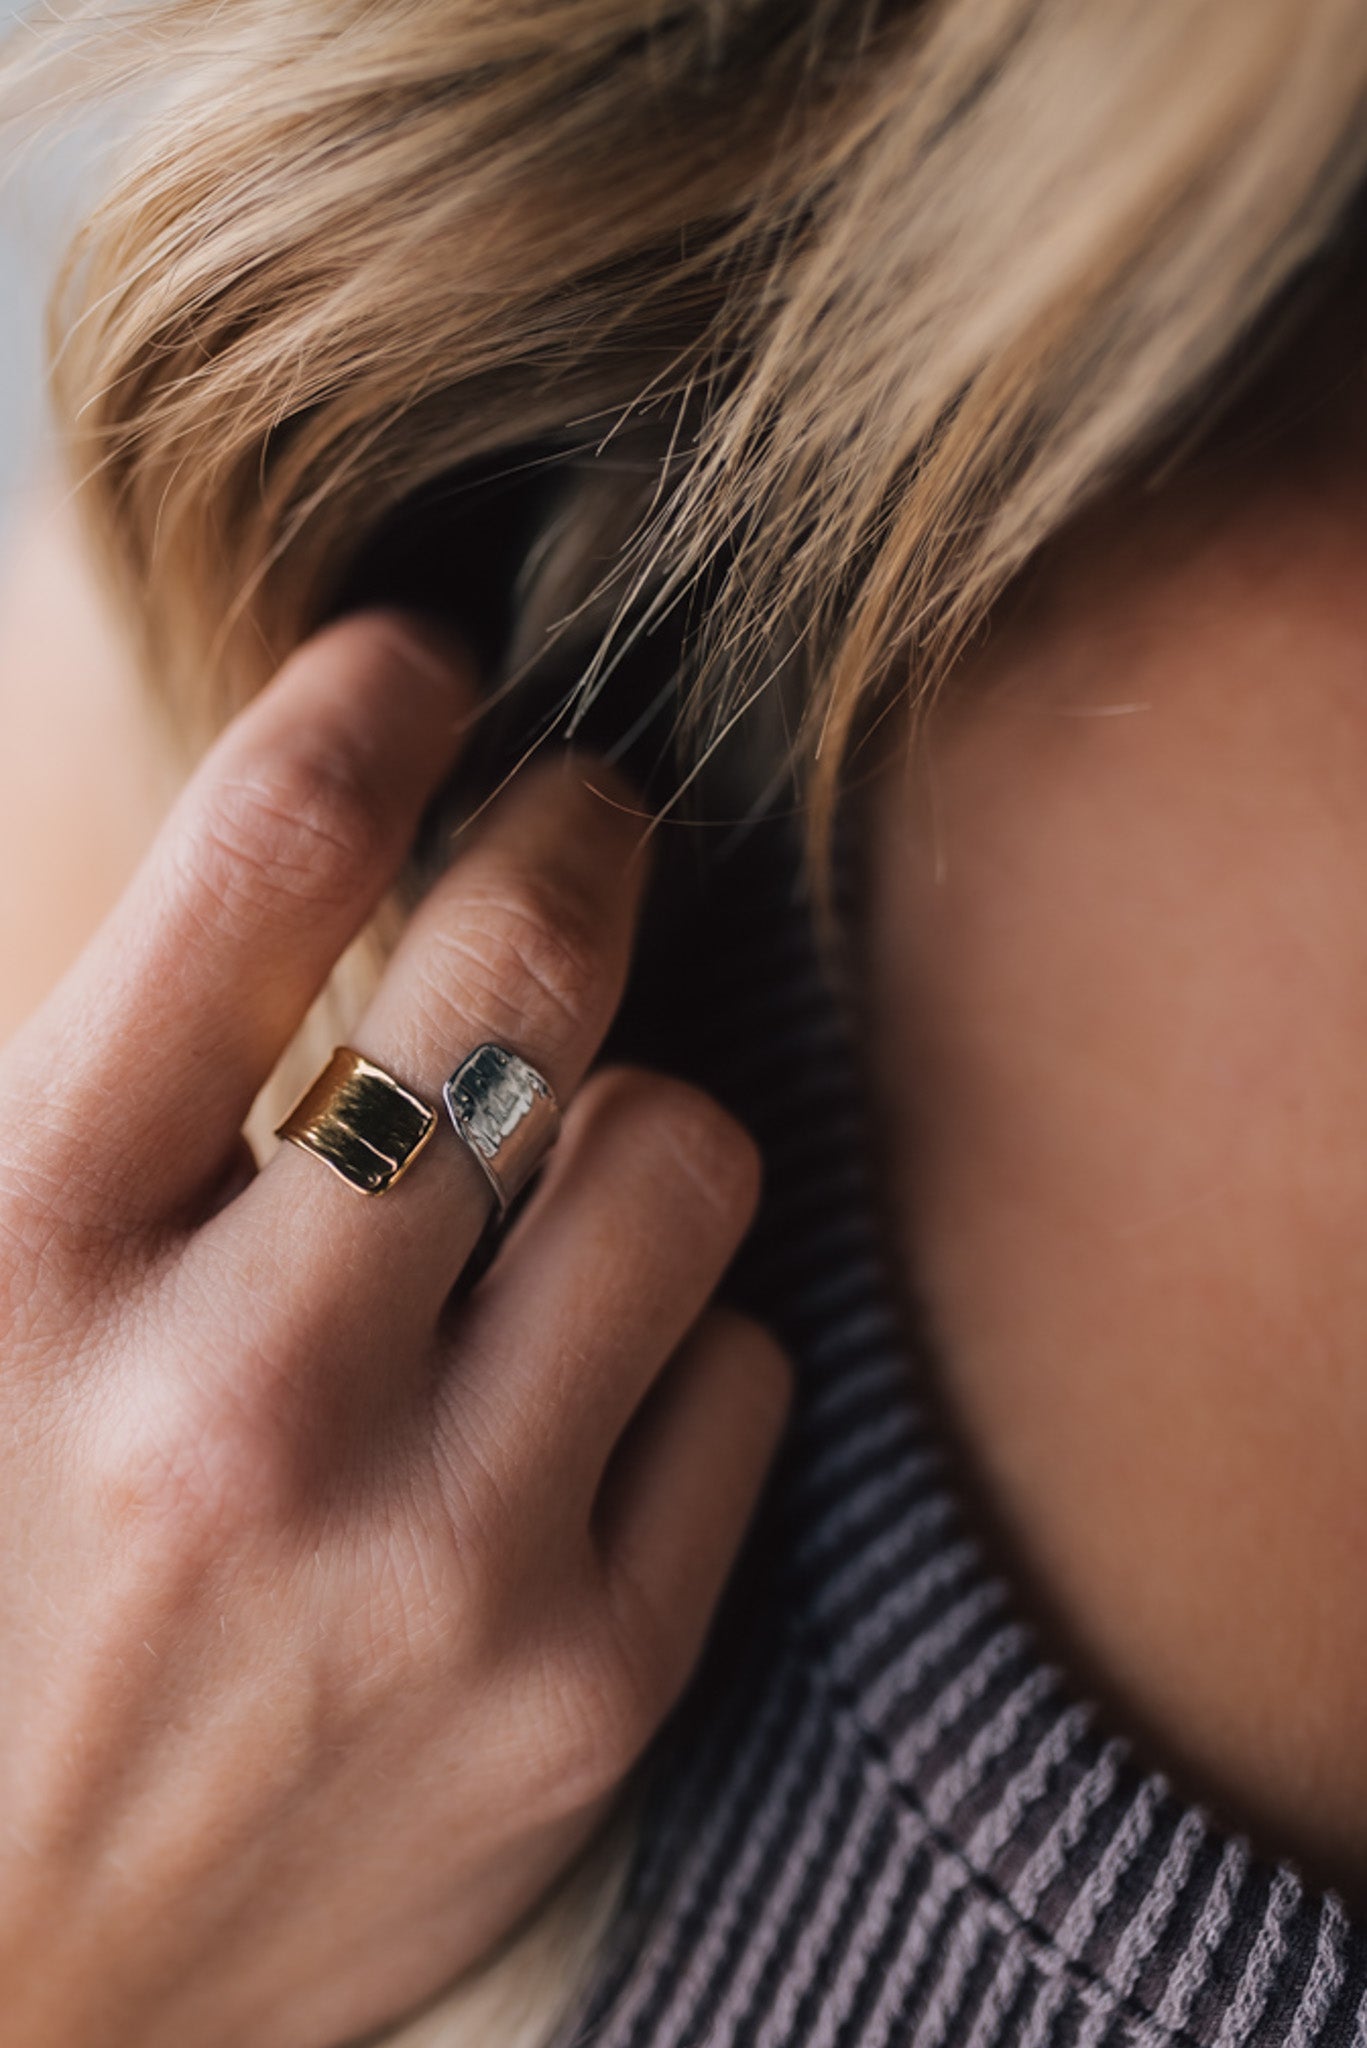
(443, 1043, 561, 1216)
(275, 1048, 437, 1196)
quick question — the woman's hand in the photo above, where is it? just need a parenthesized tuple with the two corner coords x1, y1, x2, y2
(0, 616, 791, 2048)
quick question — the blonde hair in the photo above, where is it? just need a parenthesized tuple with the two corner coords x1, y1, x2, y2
(8, 0, 1367, 2039)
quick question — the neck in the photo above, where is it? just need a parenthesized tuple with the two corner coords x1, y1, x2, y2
(862, 399, 1367, 1900)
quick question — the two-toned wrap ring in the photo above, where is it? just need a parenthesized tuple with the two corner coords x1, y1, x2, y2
(277, 1040, 561, 1215)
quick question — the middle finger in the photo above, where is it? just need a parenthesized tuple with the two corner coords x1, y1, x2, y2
(219, 752, 650, 1348)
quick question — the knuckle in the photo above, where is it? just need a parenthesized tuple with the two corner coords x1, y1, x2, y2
(190, 742, 387, 929)
(88, 1274, 306, 1546)
(542, 1635, 664, 1808)
(436, 878, 603, 1059)
(90, 1381, 298, 1555)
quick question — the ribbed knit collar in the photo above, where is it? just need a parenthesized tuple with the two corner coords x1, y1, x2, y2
(560, 812, 1367, 2048)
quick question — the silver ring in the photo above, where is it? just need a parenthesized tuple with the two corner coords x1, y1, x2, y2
(442, 1043, 561, 1215)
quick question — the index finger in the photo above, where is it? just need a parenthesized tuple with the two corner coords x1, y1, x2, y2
(226, 750, 652, 1350)
(9, 614, 475, 1232)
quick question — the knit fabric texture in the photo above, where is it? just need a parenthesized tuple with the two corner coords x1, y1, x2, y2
(551, 812, 1367, 2048)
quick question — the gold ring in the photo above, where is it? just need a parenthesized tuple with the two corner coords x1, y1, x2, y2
(275, 1047, 437, 1196)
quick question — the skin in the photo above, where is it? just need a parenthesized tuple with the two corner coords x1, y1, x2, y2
(7, 363, 1367, 2020)
(0, 497, 178, 1040)
(866, 395, 1367, 1900)
(0, 522, 792, 2047)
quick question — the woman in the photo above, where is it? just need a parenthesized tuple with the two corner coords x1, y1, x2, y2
(3, 0, 1367, 2041)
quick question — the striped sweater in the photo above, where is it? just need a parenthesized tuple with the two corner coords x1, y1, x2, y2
(552, 811, 1367, 2048)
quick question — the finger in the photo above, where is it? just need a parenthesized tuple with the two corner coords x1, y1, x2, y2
(433, 1066, 763, 1509)
(202, 1134, 260, 1222)
(595, 1305, 793, 1705)
(227, 752, 652, 1348)
(12, 614, 476, 1230)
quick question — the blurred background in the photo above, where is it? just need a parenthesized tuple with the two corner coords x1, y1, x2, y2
(0, 0, 81, 540)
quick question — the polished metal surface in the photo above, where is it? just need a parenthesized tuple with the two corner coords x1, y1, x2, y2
(443, 1043, 561, 1214)
(276, 1047, 437, 1195)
